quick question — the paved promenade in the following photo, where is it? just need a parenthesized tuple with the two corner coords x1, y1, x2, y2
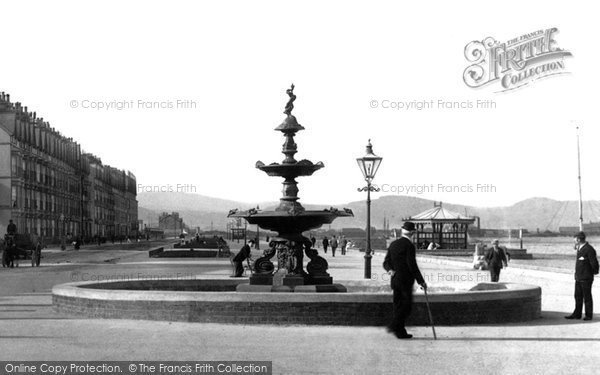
(0, 248, 598, 374)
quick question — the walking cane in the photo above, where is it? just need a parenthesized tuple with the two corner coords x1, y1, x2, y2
(422, 286, 437, 340)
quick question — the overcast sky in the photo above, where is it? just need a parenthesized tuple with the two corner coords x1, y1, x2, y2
(2, 0, 598, 208)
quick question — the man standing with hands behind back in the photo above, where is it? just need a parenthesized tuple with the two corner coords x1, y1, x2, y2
(383, 221, 427, 339)
(485, 239, 508, 282)
(565, 231, 599, 321)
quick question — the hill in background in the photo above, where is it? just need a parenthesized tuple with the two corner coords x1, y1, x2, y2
(137, 192, 600, 232)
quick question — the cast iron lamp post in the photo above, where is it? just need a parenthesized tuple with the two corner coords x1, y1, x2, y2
(356, 139, 382, 279)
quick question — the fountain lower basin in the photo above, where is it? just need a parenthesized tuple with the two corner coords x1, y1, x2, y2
(52, 278, 541, 325)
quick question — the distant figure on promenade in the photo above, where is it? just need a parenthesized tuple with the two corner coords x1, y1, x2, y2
(383, 221, 427, 339)
(311, 236, 316, 248)
(427, 242, 439, 251)
(322, 237, 329, 254)
(330, 236, 338, 257)
(32, 238, 42, 267)
(565, 232, 599, 321)
(484, 239, 508, 282)
(341, 236, 348, 255)
(473, 243, 488, 270)
(7, 219, 17, 235)
(231, 239, 254, 277)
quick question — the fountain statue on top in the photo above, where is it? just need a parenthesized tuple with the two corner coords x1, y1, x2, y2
(228, 84, 353, 289)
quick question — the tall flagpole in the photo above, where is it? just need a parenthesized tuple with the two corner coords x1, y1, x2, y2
(576, 126, 584, 231)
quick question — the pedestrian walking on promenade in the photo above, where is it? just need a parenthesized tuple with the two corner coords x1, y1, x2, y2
(383, 221, 427, 339)
(341, 236, 348, 255)
(484, 239, 508, 282)
(330, 236, 338, 257)
(565, 232, 599, 321)
(322, 237, 329, 254)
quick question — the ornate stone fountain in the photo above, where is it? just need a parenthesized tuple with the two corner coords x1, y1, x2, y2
(228, 84, 353, 288)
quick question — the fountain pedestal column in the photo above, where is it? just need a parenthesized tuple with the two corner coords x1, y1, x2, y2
(248, 236, 333, 286)
(250, 238, 307, 287)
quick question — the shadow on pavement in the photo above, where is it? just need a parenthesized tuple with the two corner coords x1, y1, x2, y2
(505, 311, 597, 326)
(426, 337, 600, 342)
(0, 336, 60, 339)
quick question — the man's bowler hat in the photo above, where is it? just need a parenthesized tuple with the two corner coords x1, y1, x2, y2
(402, 221, 416, 232)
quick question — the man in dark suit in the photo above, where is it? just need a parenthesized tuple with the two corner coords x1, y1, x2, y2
(330, 236, 338, 257)
(566, 232, 599, 321)
(485, 239, 508, 282)
(383, 221, 427, 339)
(322, 237, 329, 254)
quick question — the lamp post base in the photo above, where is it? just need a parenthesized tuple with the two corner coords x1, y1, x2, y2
(364, 252, 372, 279)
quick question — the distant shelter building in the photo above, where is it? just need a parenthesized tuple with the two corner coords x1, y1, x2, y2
(0, 92, 138, 242)
(404, 202, 475, 249)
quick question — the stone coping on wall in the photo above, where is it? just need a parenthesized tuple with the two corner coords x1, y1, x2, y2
(52, 278, 540, 304)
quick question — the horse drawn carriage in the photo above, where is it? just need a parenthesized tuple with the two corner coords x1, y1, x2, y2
(1, 234, 42, 268)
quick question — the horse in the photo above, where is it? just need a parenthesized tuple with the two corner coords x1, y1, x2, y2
(1, 235, 18, 268)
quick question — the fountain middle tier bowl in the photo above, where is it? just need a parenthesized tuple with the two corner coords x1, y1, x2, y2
(230, 209, 352, 234)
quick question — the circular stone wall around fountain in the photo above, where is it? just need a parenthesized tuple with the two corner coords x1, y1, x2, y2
(52, 279, 541, 325)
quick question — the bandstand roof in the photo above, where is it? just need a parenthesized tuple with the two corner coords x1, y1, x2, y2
(407, 205, 475, 223)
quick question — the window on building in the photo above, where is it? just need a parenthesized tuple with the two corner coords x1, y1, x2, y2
(11, 156, 17, 175)
(11, 186, 17, 208)
(18, 186, 23, 208)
